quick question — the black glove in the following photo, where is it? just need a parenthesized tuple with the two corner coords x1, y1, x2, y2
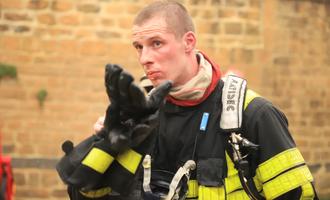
(99, 64, 172, 153)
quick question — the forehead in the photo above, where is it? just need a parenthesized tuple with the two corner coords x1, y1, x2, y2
(132, 17, 173, 42)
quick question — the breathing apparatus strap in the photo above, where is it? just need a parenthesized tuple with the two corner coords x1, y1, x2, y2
(142, 155, 196, 200)
(142, 155, 152, 193)
(221, 75, 265, 200)
(165, 160, 196, 200)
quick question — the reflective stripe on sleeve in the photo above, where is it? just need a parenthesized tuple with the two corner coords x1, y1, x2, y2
(300, 182, 315, 200)
(116, 148, 142, 174)
(263, 165, 313, 199)
(256, 148, 305, 183)
(244, 89, 260, 110)
(82, 148, 114, 174)
(80, 187, 111, 198)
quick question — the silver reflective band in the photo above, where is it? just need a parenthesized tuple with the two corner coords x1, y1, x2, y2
(220, 75, 247, 130)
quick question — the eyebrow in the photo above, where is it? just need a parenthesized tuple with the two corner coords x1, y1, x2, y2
(132, 35, 163, 46)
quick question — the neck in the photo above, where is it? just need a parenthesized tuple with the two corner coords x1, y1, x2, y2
(175, 52, 199, 87)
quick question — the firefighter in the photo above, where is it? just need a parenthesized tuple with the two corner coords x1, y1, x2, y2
(56, 1, 318, 199)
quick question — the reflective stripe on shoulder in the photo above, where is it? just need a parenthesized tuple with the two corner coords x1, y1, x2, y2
(262, 165, 313, 199)
(82, 148, 114, 174)
(116, 148, 142, 174)
(244, 89, 260, 110)
(80, 187, 111, 198)
(256, 148, 306, 183)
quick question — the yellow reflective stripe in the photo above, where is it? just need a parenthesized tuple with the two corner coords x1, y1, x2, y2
(82, 148, 114, 173)
(80, 187, 111, 198)
(225, 151, 263, 196)
(253, 175, 263, 192)
(225, 151, 238, 177)
(227, 190, 250, 200)
(224, 173, 242, 194)
(187, 180, 198, 198)
(244, 89, 260, 110)
(300, 182, 315, 200)
(198, 185, 225, 200)
(116, 148, 142, 174)
(256, 148, 305, 182)
(263, 165, 313, 199)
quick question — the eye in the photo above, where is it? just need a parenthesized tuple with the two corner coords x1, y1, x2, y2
(133, 44, 143, 53)
(153, 40, 162, 48)
(134, 44, 143, 50)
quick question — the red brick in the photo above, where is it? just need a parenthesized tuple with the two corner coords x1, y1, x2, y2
(75, 29, 94, 39)
(17, 144, 35, 155)
(21, 37, 40, 52)
(105, 4, 123, 15)
(80, 41, 109, 56)
(238, 10, 260, 20)
(40, 40, 59, 53)
(58, 15, 80, 26)
(246, 23, 260, 35)
(218, 8, 237, 18)
(37, 13, 56, 25)
(2, 35, 21, 50)
(0, 25, 9, 32)
(51, 0, 73, 12)
(2, 0, 25, 9)
(57, 40, 79, 54)
(13, 171, 26, 186)
(14, 26, 31, 33)
(118, 17, 133, 29)
(28, 0, 49, 10)
(224, 22, 243, 35)
(15, 187, 49, 198)
(4, 13, 31, 21)
(101, 18, 115, 26)
(126, 4, 143, 14)
(77, 3, 100, 13)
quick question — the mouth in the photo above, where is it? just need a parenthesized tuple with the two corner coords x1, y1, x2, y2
(146, 71, 161, 80)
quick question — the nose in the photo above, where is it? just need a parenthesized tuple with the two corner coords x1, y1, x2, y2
(139, 47, 152, 67)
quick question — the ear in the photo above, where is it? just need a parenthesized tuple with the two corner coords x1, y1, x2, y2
(183, 31, 196, 53)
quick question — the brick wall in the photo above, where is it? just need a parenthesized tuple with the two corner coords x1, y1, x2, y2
(0, 0, 329, 199)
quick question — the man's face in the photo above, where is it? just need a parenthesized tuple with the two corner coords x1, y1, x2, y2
(132, 17, 189, 87)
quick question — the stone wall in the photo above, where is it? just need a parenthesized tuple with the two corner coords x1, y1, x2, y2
(0, 0, 329, 199)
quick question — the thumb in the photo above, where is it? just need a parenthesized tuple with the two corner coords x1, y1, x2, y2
(147, 80, 172, 109)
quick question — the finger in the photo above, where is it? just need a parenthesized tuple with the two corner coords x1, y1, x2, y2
(118, 71, 134, 103)
(104, 104, 120, 130)
(105, 64, 122, 101)
(147, 80, 172, 109)
(130, 124, 151, 147)
(129, 83, 147, 108)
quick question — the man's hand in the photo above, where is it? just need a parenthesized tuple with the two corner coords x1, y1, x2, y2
(100, 64, 172, 153)
(105, 64, 172, 121)
(94, 116, 105, 133)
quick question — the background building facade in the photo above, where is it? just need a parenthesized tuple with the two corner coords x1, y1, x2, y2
(0, 0, 329, 199)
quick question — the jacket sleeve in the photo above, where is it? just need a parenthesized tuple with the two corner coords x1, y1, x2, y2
(57, 130, 156, 200)
(243, 97, 317, 200)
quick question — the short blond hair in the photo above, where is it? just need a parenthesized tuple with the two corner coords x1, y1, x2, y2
(133, 1, 195, 38)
